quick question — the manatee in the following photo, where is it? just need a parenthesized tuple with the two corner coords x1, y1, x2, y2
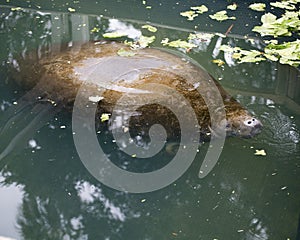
(2, 40, 262, 158)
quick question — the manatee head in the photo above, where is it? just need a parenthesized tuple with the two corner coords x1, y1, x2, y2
(225, 110, 263, 138)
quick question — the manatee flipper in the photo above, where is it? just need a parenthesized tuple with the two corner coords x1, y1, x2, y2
(0, 102, 54, 161)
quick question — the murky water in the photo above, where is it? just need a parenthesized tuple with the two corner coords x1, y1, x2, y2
(0, 5, 300, 240)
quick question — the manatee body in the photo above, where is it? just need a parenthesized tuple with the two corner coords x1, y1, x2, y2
(11, 41, 262, 141)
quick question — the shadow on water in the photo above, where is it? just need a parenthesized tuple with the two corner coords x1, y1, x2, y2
(0, 6, 299, 240)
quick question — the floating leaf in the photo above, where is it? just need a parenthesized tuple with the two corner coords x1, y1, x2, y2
(161, 38, 169, 45)
(264, 53, 279, 61)
(219, 45, 235, 53)
(101, 113, 110, 122)
(232, 52, 242, 59)
(253, 9, 300, 38)
(124, 36, 155, 49)
(11, 7, 23, 11)
(280, 11, 300, 29)
(286, 0, 300, 3)
(209, 11, 236, 22)
(90, 27, 100, 33)
(227, 3, 238, 10)
(264, 39, 278, 44)
(124, 40, 138, 49)
(138, 35, 155, 48)
(68, 7, 76, 12)
(220, 46, 266, 63)
(212, 59, 225, 66)
(103, 32, 127, 38)
(254, 149, 267, 156)
(261, 12, 278, 24)
(249, 3, 266, 11)
(265, 40, 300, 67)
(180, 10, 198, 21)
(117, 48, 136, 57)
(270, 1, 295, 10)
(239, 55, 265, 63)
(142, 24, 157, 32)
(180, 5, 208, 20)
(190, 5, 208, 14)
(252, 13, 294, 37)
(162, 39, 197, 50)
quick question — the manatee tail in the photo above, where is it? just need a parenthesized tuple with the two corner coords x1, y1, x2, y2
(0, 101, 55, 161)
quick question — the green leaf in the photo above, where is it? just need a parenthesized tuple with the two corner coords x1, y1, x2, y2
(161, 38, 169, 45)
(254, 149, 267, 156)
(180, 10, 198, 21)
(227, 3, 238, 10)
(265, 40, 300, 67)
(162, 39, 197, 49)
(190, 5, 208, 14)
(142, 24, 157, 32)
(103, 32, 127, 38)
(264, 53, 279, 61)
(237, 50, 265, 63)
(90, 27, 100, 33)
(261, 13, 278, 24)
(212, 59, 225, 66)
(138, 35, 156, 48)
(117, 48, 136, 57)
(279, 58, 300, 66)
(11, 7, 23, 11)
(264, 39, 278, 44)
(249, 3, 266, 11)
(270, 1, 295, 10)
(252, 10, 300, 37)
(209, 10, 236, 22)
(286, 0, 300, 4)
(101, 113, 110, 122)
(68, 7, 76, 12)
(239, 55, 265, 63)
(219, 45, 235, 53)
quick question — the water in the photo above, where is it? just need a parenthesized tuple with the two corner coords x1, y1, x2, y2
(0, 5, 300, 240)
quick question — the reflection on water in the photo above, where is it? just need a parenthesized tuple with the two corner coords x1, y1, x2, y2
(0, 6, 299, 240)
(0, 179, 23, 240)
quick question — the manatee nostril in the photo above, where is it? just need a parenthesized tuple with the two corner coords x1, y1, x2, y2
(255, 121, 263, 128)
(253, 119, 263, 129)
(244, 117, 263, 129)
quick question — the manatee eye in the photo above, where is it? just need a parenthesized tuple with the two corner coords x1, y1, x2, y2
(252, 118, 256, 121)
(247, 121, 252, 125)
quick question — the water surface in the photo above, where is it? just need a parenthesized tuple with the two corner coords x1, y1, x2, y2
(0, 6, 299, 240)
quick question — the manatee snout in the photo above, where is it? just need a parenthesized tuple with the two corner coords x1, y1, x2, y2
(243, 117, 263, 137)
(226, 114, 263, 138)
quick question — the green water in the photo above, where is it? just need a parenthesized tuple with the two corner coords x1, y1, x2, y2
(0, 4, 300, 240)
